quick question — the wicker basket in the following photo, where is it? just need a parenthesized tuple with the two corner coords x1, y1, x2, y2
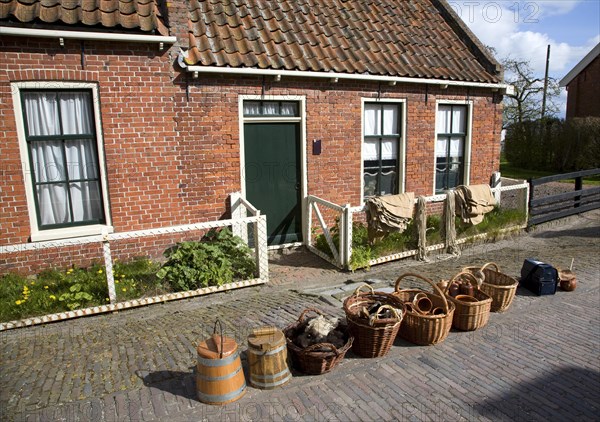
(343, 285, 405, 358)
(444, 272, 492, 331)
(393, 273, 456, 346)
(284, 308, 353, 375)
(463, 262, 518, 312)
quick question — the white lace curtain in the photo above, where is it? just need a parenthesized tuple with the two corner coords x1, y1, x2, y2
(24, 91, 102, 226)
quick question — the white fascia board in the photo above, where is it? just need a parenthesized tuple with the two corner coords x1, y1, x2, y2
(0, 26, 177, 44)
(560, 43, 600, 87)
(185, 64, 512, 91)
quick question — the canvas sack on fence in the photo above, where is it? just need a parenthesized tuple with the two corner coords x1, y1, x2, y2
(365, 192, 415, 243)
(454, 184, 496, 225)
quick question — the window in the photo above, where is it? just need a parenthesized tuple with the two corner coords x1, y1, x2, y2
(363, 103, 401, 197)
(435, 104, 468, 193)
(243, 101, 299, 117)
(20, 89, 106, 231)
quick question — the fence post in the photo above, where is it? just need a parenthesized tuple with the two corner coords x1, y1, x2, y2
(491, 171, 501, 203)
(574, 176, 582, 209)
(254, 213, 269, 281)
(230, 192, 248, 243)
(102, 230, 117, 304)
(341, 204, 352, 270)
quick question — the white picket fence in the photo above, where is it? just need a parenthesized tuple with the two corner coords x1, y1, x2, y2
(307, 181, 530, 270)
(0, 194, 268, 330)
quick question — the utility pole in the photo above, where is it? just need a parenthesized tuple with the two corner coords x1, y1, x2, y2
(541, 44, 551, 119)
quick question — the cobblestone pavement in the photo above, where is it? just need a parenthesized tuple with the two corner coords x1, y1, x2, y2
(1, 211, 599, 422)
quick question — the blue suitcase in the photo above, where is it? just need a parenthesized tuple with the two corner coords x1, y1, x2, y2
(520, 258, 558, 295)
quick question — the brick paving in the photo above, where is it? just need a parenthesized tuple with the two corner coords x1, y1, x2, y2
(1, 211, 599, 422)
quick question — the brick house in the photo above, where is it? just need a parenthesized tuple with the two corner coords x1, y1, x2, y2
(0, 0, 509, 274)
(560, 43, 600, 119)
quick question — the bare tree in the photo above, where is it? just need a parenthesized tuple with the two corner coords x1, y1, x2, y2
(502, 57, 561, 127)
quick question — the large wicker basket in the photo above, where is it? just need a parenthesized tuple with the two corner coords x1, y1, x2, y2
(343, 285, 405, 358)
(463, 262, 519, 312)
(444, 272, 492, 331)
(284, 308, 353, 375)
(393, 273, 456, 346)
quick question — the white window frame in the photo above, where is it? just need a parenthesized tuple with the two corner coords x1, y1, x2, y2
(11, 81, 113, 242)
(360, 98, 407, 204)
(433, 100, 473, 194)
(238, 94, 307, 248)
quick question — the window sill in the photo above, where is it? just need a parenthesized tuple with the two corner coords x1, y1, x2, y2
(30, 225, 114, 243)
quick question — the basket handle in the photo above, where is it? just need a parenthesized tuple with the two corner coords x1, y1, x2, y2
(445, 271, 480, 293)
(480, 262, 500, 273)
(369, 304, 401, 326)
(212, 319, 225, 359)
(352, 284, 375, 297)
(297, 308, 324, 323)
(301, 342, 340, 356)
(394, 273, 449, 313)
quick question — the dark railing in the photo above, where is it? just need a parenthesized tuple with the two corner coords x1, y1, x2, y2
(528, 168, 600, 226)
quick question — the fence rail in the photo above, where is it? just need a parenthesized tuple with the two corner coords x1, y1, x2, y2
(528, 168, 600, 226)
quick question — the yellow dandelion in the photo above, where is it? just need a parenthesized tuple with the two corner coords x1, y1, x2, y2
(121, 274, 126, 278)
(49, 295, 56, 300)
(97, 269, 103, 274)
(105, 298, 110, 302)
(115, 280, 119, 284)
(30, 281, 35, 285)
(15, 300, 22, 305)
(122, 288, 127, 292)
(44, 285, 49, 289)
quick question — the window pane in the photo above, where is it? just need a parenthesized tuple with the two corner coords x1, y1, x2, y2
(452, 106, 467, 134)
(363, 139, 379, 160)
(66, 140, 99, 179)
(364, 104, 381, 135)
(382, 105, 399, 135)
(70, 181, 103, 222)
(23, 92, 60, 136)
(31, 141, 66, 183)
(381, 139, 397, 160)
(435, 136, 448, 158)
(37, 183, 69, 225)
(243, 101, 261, 116)
(450, 136, 464, 159)
(437, 105, 452, 133)
(60, 92, 93, 135)
(262, 101, 279, 115)
(280, 102, 298, 116)
(364, 173, 377, 197)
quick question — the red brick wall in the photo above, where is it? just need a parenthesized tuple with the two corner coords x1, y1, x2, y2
(0, 37, 502, 274)
(566, 56, 600, 119)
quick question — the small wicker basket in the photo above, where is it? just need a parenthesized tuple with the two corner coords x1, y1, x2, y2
(444, 272, 492, 331)
(463, 262, 519, 312)
(284, 308, 353, 375)
(343, 285, 405, 358)
(393, 273, 455, 346)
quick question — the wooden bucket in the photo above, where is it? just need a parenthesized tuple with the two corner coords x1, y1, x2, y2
(196, 320, 246, 405)
(247, 326, 291, 389)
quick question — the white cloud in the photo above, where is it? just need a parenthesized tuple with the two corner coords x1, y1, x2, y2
(449, 1, 597, 117)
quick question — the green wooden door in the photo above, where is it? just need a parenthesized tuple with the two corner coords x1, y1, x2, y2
(244, 123, 302, 245)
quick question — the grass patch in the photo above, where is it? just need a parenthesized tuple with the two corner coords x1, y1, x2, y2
(315, 208, 525, 271)
(501, 159, 600, 185)
(0, 258, 162, 323)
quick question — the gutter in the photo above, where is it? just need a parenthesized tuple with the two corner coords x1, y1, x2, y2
(179, 57, 514, 95)
(0, 27, 177, 50)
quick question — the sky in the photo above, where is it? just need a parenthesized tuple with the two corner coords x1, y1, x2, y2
(448, 0, 600, 117)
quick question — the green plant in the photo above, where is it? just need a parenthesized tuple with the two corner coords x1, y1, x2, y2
(348, 245, 374, 272)
(156, 228, 256, 291)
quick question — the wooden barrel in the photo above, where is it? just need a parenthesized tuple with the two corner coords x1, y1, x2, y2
(196, 324, 246, 405)
(247, 326, 291, 389)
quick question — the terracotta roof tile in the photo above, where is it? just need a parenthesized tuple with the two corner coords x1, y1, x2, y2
(0, 0, 168, 35)
(187, 0, 500, 82)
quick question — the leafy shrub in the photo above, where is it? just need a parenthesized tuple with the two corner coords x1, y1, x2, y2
(156, 228, 256, 291)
